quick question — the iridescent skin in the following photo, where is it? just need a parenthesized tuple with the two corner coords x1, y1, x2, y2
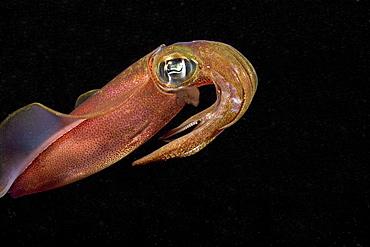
(0, 41, 257, 198)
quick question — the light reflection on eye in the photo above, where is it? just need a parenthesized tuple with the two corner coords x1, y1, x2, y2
(157, 57, 197, 86)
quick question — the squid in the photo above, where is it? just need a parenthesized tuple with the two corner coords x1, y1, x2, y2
(0, 40, 257, 198)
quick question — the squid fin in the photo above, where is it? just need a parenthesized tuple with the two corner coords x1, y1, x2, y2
(75, 89, 100, 108)
(0, 103, 85, 197)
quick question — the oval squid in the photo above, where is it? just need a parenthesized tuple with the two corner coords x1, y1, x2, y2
(0, 40, 257, 198)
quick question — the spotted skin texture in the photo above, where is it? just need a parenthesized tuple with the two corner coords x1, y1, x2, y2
(10, 82, 182, 198)
(1, 41, 257, 198)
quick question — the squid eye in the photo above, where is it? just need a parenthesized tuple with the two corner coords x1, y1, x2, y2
(157, 58, 197, 86)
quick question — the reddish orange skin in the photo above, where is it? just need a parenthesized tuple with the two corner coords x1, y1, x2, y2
(5, 41, 257, 198)
(9, 49, 184, 198)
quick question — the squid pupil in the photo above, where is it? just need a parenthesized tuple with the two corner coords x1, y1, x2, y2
(158, 58, 196, 86)
(166, 59, 184, 72)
